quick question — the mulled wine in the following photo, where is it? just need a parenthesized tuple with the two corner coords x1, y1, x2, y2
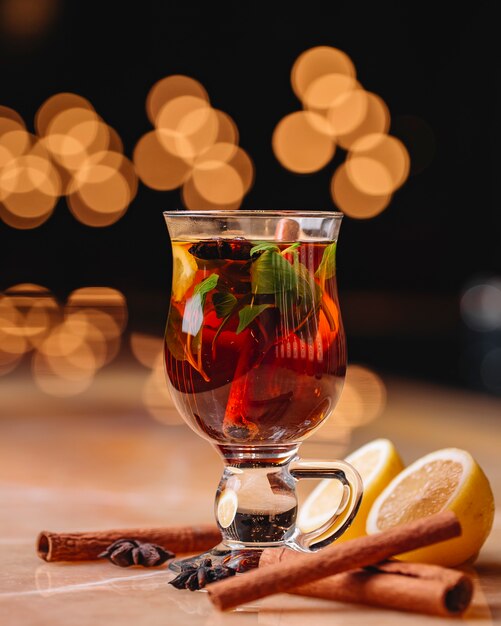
(165, 237, 346, 446)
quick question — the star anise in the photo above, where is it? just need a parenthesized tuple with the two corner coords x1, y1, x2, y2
(169, 558, 236, 591)
(99, 538, 174, 567)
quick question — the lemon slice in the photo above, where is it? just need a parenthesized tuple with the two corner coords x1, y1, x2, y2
(298, 439, 404, 541)
(172, 244, 198, 302)
(366, 448, 495, 566)
(217, 488, 238, 528)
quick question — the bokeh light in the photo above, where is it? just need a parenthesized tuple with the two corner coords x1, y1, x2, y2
(136, 75, 254, 209)
(291, 46, 356, 101)
(182, 175, 241, 211)
(302, 73, 359, 115)
(0, 0, 59, 40)
(129, 332, 180, 425)
(1, 93, 134, 229)
(190, 143, 254, 206)
(67, 149, 138, 227)
(335, 92, 390, 150)
(461, 279, 501, 332)
(0, 294, 28, 374)
(272, 111, 335, 173)
(312, 364, 387, 442)
(36, 93, 136, 227)
(275, 45, 410, 217)
(192, 161, 243, 204)
(213, 110, 239, 146)
(0, 284, 127, 396)
(32, 350, 95, 397)
(66, 287, 127, 333)
(142, 358, 180, 425)
(35, 93, 95, 136)
(325, 86, 369, 137)
(0, 105, 26, 127)
(130, 332, 163, 369)
(133, 130, 192, 190)
(156, 96, 216, 161)
(0, 124, 60, 227)
(346, 133, 410, 195)
(146, 75, 209, 127)
(331, 162, 392, 218)
(2, 284, 60, 350)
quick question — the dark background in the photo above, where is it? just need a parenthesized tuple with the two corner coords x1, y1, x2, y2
(0, 2, 498, 391)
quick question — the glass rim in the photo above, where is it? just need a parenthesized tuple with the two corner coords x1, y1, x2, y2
(163, 209, 344, 219)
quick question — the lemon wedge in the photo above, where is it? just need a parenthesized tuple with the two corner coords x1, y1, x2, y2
(217, 488, 238, 529)
(366, 448, 495, 566)
(298, 439, 404, 542)
(172, 244, 198, 302)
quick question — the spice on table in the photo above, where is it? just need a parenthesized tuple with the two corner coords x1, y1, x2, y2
(169, 558, 236, 590)
(99, 539, 174, 567)
(208, 510, 462, 611)
(36, 524, 221, 562)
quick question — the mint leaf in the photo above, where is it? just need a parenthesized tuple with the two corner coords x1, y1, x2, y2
(251, 250, 297, 294)
(212, 291, 237, 318)
(281, 242, 301, 255)
(194, 273, 219, 297)
(250, 241, 280, 256)
(237, 304, 273, 334)
(315, 242, 337, 282)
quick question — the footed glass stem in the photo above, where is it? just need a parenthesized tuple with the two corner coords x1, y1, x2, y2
(169, 445, 362, 574)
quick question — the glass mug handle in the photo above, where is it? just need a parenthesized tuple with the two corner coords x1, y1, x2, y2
(289, 459, 363, 552)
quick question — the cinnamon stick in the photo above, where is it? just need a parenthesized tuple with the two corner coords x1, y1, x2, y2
(260, 549, 473, 617)
(208, 510, 461, 611)
(37, 524, 221, 562)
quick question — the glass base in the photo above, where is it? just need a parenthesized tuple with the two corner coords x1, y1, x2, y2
(168, 542, 264, 574)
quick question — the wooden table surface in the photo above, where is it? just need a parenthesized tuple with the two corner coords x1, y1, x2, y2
(0, 372, 500, 625)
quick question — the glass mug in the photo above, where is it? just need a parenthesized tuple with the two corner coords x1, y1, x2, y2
(164, 210, 362, 571)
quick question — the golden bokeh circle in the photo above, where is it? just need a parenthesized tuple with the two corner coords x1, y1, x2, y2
(78, 167, 130, 213)
(326, 87, 369, 137)
(0, 204, 54, 229)
(32, 351, 94, 396)
(130, 332, 163, 369)
(66, 287, 127, 333)
(291, 46, 356, 102)
(142, 362, 180, 425)
(35, 93, 95, 137)
(345, 156, 394, 196)
(146, 75, 209, 127)
(347, 133, 410, 193)
(182, 175, 242, 211)
(272, 111, 335, 173)
(0, 105, 25, 127)
(303, 73, 358, 114)
(331, 162, 392, 219)
(333, 364, 387, 428)
(75, 151, 138, 201)
(213, 110, 239, 146)
(192, 161, 244, 205)
(336, 92, 390, 150)
(156, 96, 216, 161)
(133, 130, 192, 190)
(67, 191, 127, 227)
